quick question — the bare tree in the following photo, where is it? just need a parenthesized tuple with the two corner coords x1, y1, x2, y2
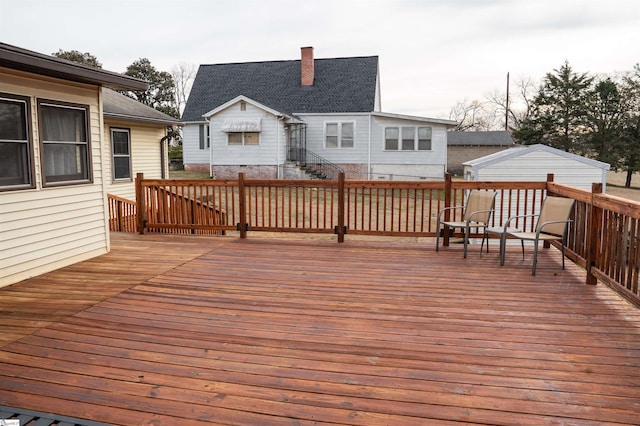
(449, 99, 499, 131)
(172, 63, 197, 116)
(452, 76, 538, 133)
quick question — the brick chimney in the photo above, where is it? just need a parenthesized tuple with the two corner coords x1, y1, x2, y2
(301, 46, 314, 86)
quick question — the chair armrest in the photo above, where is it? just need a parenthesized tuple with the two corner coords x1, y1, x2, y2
(437, 206, 464, 222)
(504, 213, 539, 230)
(465, 209, 495, 225)
(536, 219, 573, 237)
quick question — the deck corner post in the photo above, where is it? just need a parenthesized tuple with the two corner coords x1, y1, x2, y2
(443, 173, 452, 247)
(586, 182, 603, 285)
(337, 172, 345, 243)
(136, 172, 145, 234)
(238, 173, 248, 239)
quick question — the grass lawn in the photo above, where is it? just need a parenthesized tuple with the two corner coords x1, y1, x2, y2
(169, 170, 212, 179)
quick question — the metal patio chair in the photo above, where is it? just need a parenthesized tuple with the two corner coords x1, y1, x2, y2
(500, 195, 575, 275)
(436, 190, 497, 258)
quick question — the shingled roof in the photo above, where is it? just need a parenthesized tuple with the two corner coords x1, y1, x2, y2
(181, 55, 379, 122)
(103, 88, 180, 125)
(447, 131, 515, 146)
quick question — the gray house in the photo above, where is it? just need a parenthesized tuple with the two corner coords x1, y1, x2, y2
(447, 131, 515, 176)
(181, 47, 456, 180)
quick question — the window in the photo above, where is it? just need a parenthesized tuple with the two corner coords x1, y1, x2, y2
(38, 100, 91, 185)
(385, 127, 398, 150)
(111, 128, 131, 180)
(418, 127, 432, 150)
(0, 94, 33, 190)
(402, 127, 415, 151)
(325, 122, 354, 148)
(199, 124, 210, 149)
(228, 132, 259, 145)
(384, 126, 432, 151)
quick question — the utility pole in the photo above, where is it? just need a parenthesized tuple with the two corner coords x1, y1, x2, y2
(505, 72, 510, 131)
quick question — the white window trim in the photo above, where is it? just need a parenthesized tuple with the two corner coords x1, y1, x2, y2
(110, 127, 132, 182)
(324, 121, 356, 149)
(383, 126, 433, 151)
(226, 131, 260, 146)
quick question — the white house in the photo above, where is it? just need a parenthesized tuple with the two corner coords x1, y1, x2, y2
(181, 47, 456, 180)
(463, 144, 610, 191)
(0, 43, 161, 286)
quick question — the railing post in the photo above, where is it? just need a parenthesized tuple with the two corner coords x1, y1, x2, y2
(238, 173, 248, 239)
(443, 173, 452, 247)
(190, 198, 196, 234)
(116, 199, 124, 232)
(337, 172, 345, 243)
(586, 182, 603, 285)
(136, 172, 145, 234)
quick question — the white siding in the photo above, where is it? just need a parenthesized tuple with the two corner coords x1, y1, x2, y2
(210, 102, 282, 166)
(183, 101, 286, 168)
(299, 113, 448, 179)
(0, 69, 109, 287)
(104, 120, 166, 200)
(470, 150, 606, 190)
(299, 114, 370, 164)
(369, 115, 447, 168)
(182, 123, 210, 166)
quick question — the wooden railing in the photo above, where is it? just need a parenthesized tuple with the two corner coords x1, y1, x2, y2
(134, 172, 640, 306)
(135, 179, 228, 235)
(107, 194, 137, 232)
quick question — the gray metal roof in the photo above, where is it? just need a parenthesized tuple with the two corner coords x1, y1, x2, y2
(463, 144, 610, 170)
(0, 42, 148, 91)
(103, 88, 180, 125)
(447, 131, 515, 146)
(182, 56, 379, 121)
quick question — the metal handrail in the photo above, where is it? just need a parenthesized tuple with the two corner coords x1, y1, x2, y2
(289, 146, 344, 180)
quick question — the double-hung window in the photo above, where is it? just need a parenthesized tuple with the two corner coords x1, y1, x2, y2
(0, 93, 33, 190)
(111, 128, 131, 180)
(38, 100, 91, 185)
(325, 122, 354, 148)
(385, 126, 432, 151)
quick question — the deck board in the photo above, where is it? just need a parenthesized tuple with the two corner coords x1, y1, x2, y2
(0, 233, 639, 425)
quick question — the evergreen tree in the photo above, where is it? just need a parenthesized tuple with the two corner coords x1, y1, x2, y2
(52, 49, 102, 68)
(585, 78, 625, 166)
(513, 61, 593, 153)
(618, 64, 640, 187)
(121, 58, 179, 118)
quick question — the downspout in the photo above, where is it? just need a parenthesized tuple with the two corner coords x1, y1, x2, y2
(160, 128, 167, 179)
(206, 117, 213, 178)
(368, 113, 372, 180)
(276, 116, 281, 179)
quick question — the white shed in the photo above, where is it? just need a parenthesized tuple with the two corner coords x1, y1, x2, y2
(463, 144, 610, 191)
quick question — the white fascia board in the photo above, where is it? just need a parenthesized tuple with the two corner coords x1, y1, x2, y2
(203, 95, 288, 118)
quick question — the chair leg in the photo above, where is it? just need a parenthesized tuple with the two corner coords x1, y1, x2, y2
(520, 241, 525, 260)
(463, 226, 468, 259)
(532, 239, 539, 275)
(436, 221, 441, 252)
(561, 243, 566, 269)
(480, 230, 489, 257)
(500, 233, 506, 266)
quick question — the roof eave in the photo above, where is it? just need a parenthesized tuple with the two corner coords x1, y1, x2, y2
(104, 112, 181, 126)
(0, 43, 149, 91)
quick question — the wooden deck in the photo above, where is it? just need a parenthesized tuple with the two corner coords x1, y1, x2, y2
(0, 233, 639, 425)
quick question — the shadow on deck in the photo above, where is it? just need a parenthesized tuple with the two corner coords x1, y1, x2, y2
(0, 233, 639, 425)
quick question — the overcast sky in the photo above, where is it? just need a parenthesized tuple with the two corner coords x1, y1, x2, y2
(1, 0, 638, 119)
